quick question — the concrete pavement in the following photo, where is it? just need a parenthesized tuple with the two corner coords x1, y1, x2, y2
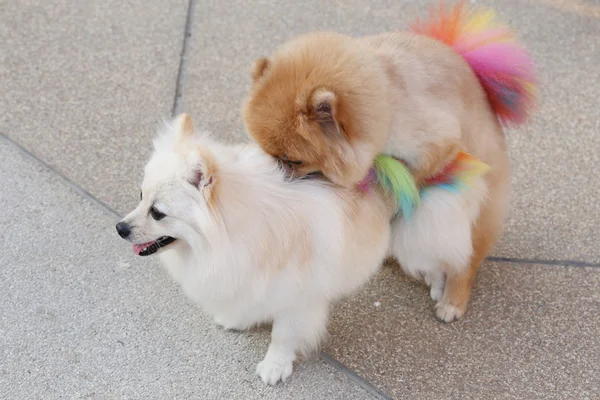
(1, 0, 599, 398)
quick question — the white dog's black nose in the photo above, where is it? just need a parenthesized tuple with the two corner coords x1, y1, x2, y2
(116, 221, 131, 239)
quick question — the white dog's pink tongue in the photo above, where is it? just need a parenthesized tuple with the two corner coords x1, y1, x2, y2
(132, 241, 154, 255)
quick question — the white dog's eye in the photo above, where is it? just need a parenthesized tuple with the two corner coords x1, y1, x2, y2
(150, 207, 166, 221)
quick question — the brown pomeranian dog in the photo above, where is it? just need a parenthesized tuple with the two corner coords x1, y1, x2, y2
(243, 2, 537, 322)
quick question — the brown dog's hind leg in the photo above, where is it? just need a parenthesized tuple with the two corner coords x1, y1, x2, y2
(434, 207, 499, 323)
(434, 252, 483, 323)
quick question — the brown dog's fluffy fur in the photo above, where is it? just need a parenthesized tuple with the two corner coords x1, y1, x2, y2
(243, 31, 512, 322)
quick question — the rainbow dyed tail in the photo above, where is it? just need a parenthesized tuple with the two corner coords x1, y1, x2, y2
(411, 1, 538, 126)
(362, 153, 489, 218)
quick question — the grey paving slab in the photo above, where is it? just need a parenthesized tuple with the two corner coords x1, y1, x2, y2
(0, 0, 187, 216)
(0, 138, 381, 399)
(326, 260, 600, 400)
(490, 0, 600, 263)
(182, 0, 600, 263)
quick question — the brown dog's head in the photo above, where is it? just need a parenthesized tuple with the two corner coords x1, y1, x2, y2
(242, 32, 392, 188)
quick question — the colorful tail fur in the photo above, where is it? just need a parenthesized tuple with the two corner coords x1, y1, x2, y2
(373, 155, 420, 218)
(411, 1, 538, 126)
(423, 151, 490, 192)
(359, 153, 489, 218)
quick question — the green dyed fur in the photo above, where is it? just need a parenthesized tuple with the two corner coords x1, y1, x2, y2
(374, 155, 420, 218)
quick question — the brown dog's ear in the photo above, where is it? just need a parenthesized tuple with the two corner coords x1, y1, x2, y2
(251, 57, 270, 82)
(310, 89, 343, 139)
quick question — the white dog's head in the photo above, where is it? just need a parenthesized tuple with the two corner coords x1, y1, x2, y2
(116, 114, 219, 256)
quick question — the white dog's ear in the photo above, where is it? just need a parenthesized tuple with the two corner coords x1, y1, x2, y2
(174, 113, 195, 138)
(188, 147, 217, 193)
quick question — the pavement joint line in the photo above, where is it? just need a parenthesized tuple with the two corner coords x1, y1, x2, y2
(1, 134, 120, 220)
(488, 256, 600, 268)
(320, 353, 394, 400)
(3, 131, 599, 397)
(171, 0, 196, 117)
(530, 0, 600, 18)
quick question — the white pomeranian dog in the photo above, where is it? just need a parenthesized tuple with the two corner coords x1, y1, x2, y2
(116, 114, 395, 385)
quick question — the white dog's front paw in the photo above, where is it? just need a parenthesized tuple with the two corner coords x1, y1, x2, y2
(256, 358, 294, 385)
(434, 302, 465, 323)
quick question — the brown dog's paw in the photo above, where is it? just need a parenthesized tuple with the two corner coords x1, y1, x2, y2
(434, 302, 465, 323)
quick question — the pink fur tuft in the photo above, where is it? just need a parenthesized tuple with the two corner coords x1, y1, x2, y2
(411, 1, 538, 126)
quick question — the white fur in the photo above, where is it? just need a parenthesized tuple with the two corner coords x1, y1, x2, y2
(119, 117, 393, 385)
(387, 178, 488, 303)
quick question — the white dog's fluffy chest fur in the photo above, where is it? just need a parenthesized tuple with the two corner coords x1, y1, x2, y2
(159, 182, 392, 332)
(160, 243, 315, 330)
